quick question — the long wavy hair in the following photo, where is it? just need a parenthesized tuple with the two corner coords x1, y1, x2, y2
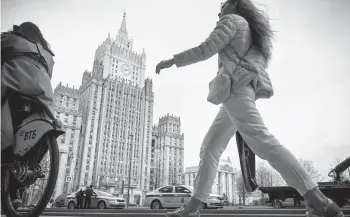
(12, 22, 54, 55)
(231, 0, 274, 63)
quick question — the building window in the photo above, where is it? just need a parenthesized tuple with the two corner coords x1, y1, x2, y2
(61, 136, 65, 144)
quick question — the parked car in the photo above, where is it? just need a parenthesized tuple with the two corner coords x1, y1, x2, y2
(221, 198, 229, 206)
(65, 190, 126, 209)
(270, 198, 306, 208)
(54, 194, 67, 207)
(144, 185, 224, 209)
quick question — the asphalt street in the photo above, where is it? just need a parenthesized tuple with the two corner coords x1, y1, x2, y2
(2, 207, 350, 217)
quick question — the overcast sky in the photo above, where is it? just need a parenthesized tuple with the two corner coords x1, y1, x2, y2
(2, 0, 350, 180)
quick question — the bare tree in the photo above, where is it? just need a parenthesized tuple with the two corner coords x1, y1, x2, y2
(330, 158, 350, 182)
(255, 161, 285, 200)
(299, 158, 324, 182)
(236, 173, 246, 206)
(256, 161, 285, 187)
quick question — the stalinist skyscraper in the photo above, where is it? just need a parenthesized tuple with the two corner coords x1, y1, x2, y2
(74, 12, 154, 196)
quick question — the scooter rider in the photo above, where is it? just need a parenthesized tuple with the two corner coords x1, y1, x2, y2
(1, 22, 55, 206)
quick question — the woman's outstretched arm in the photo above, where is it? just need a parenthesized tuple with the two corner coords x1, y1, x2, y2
(173, 14, 248, 68)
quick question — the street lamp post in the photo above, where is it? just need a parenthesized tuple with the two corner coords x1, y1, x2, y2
(118, 161, 124, 196)
(126, 134, 133, 208)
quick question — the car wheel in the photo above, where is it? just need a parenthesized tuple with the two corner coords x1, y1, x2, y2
(68, 202, 76, 209)
(55, 202, 61, 207)
(199, 202, 207, 210)
(98, 201, 106, 209)
(150, 200, 162, 209)
(273, 200, 282, 209)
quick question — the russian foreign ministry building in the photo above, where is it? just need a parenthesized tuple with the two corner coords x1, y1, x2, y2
(53, 12, 154, 203)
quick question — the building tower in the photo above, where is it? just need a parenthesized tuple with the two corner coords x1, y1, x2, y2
(74, 67, 104, 189)
(156, 114, 184, 186)
(150, 125, 160, 190)
(74, 12, 154, 202)
(52, 83, 82, 197)
(94, 11, 146, 87)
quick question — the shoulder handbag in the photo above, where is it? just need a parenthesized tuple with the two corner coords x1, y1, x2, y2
(207, 45, 252, 105)
(236, 131, 258, 192)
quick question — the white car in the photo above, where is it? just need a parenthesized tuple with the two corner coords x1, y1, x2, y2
(65, 190, 126, 209)
(144, 185, 224, 209)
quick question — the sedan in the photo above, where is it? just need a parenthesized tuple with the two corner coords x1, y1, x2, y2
(66, 190, 126, 209)
(144, 185, 224, 209)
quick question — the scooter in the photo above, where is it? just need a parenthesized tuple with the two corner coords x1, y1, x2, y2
(1, 89, 65, 217)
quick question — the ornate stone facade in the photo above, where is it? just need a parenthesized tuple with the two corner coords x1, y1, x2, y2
(52, 83, 82, 198)
(73, 12, 154, 199)
(94, 12, 146, 87)
(52, 13, 184, 203)
(182, 157, 239, 204)
(152, 114, 185, 188)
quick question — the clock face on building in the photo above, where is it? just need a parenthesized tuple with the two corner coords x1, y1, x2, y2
(121, 64, 131, 75)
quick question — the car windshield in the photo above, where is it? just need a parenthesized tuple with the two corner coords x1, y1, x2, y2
(95, 190, 113, 197)
(56, 194, 66, 199)
(68, 192, 76, 197)
(185, 186, 193, 192)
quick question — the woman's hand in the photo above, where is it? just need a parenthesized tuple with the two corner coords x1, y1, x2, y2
(155, 58, 175, 74)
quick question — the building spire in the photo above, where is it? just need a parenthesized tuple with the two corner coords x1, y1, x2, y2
(118, 10, 128, 36)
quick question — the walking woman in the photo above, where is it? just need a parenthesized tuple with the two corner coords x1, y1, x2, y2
(155, 0, 344, 217)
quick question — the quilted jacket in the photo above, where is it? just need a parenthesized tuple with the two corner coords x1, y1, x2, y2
(173, 14, 274, 100)
(1, 32, 56, 150)
(1, 32, 55, 118)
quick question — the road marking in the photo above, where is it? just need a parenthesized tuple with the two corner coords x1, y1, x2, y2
(42, 212, 308, 216)
(4, 214, 350, 217)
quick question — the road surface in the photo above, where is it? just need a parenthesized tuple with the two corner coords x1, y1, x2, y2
(2, 207, 350, 217)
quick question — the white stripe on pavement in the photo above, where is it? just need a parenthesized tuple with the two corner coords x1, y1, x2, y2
(21, 213, 350, 217)
(4, 215, 350, 217)
(42, 213, 305, 216)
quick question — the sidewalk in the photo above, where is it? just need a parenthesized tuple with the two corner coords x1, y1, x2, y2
(132, 205, 272, 210)
(222, 206, 272, 210)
